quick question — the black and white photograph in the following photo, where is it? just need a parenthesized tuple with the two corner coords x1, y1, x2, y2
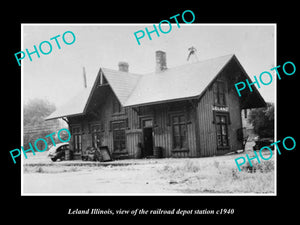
(3, 4, 299, 221)
(21, 24, 276, 195)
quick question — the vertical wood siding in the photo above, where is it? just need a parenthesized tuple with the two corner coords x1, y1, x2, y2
(151, 103, 198, 158)
(68, 73, 243, 159)
(197, 74, 243, 157)
(227, 88, 243, 151)
(197, 89, 216, 157)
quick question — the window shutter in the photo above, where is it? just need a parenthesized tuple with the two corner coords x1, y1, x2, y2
(185, 106, 191, 124)
(79, 123, 83, 134)
(109, 121, 112, 132)
(227, 113, 231, 125)
(212, 111, 216, 124)
(138, 117, 141, 129)
(125, 118, 129, 129)
(88, 123, 91, 134)
(166, 114, 171, 126)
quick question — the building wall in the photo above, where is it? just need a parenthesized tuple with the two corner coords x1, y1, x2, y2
(68, 93, 199, 159)
(149, 103, 198, 158)
(227, 86, 243, 152)
(197, 88, 216, 157)
(241, 109, 256, 141)
(68, 78, 242, 159)
(124, 102, 198, 158)
(197, 74, 243, 157)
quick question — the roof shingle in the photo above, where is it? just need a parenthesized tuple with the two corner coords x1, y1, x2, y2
(46, 53, 259, 120)
(124, 54, 234, 107)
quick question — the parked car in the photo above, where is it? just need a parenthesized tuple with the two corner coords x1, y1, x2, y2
(48, 143, 70, 162)
(253, 137, 274, 151)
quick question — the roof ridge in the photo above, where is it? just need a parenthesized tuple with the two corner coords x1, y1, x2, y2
(101, 54, 234, 77)
(142, 53, 235, 76)
(101, 67, 143, 77)
(46, 53, 237, 119)
(124, 53, 236, 107)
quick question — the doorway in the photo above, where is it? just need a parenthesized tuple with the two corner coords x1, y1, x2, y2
(143, 127, 154, 157)
(141, 118, 154, 157)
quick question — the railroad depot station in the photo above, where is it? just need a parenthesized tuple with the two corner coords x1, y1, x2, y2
(46, 51, 265, 160)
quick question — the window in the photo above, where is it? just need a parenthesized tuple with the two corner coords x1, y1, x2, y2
(112, 121, 126, 152)
(142, 119, 153, 128)
(213, 81, 226, 106)
(215, 114, 229, 149)
(171, 114, 187, 149)
(91, 124, 101, 148)
(113, 98, 122, 114)
(72, 126, 82, 153)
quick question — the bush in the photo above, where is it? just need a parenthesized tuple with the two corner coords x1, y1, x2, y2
(248, 102, 274, 138)
(23, 98, 67, 150)
(240, 160, 274, 173)
(183, 160, 201, 173)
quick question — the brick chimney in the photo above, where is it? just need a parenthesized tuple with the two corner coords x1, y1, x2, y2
(155, 50, 167, 73)
(118, 61, 129, 72)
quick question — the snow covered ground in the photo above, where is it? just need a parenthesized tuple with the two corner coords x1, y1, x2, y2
(22, 143, 275, 195)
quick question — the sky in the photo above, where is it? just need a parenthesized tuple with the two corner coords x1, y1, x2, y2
(22, 24, 275, 109)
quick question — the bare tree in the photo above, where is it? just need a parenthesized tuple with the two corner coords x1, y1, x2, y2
(23, 98, 60, 150)
(24, 98, 56, 126)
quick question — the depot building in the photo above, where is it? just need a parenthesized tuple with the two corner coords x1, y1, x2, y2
(46, 51, 266, 160)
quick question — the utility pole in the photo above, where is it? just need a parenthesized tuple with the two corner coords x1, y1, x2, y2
(83, 66, 87, 88)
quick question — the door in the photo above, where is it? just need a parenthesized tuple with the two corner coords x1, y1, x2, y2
(143, 127, 154, 157)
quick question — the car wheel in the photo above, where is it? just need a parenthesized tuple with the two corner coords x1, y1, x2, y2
(51, 157, 57, 162)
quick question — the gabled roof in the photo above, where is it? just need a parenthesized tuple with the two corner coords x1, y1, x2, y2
(101, 68, 141, 106)
(45, 87, 92, 120)
(45, 68, 141, 120)
(124, 54, 234, 107)
(46, 53, 265, 120)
